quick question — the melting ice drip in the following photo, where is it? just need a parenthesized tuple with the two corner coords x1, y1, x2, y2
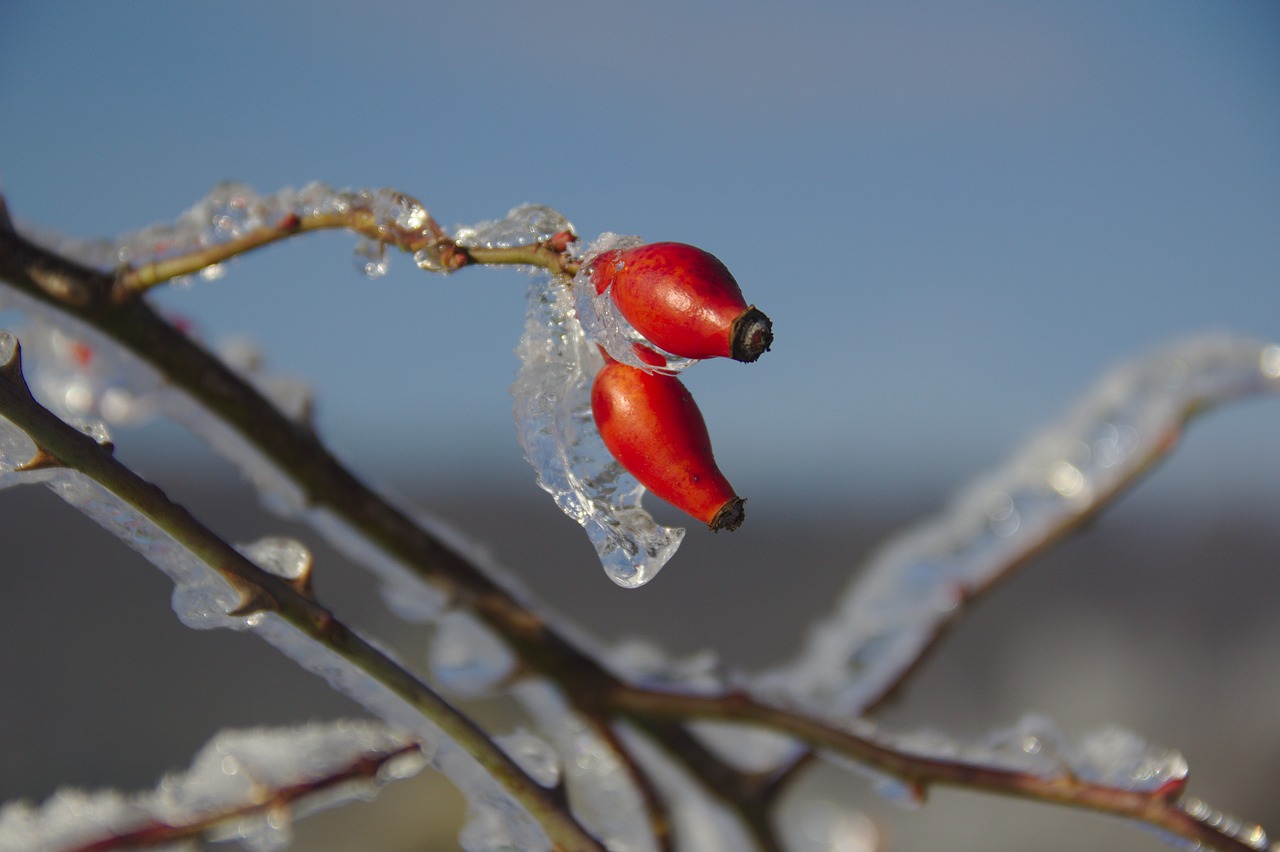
(513, 272, 683, 588)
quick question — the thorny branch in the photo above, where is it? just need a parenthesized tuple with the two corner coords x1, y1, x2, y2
(0, 344, 604, 852)
(0, 188, 1274, 852)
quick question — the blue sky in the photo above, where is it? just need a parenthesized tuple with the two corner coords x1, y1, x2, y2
(2, 2, 1278, 505)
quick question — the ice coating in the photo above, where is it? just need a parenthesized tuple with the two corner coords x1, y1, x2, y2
(495, 730, 562, 789)
(777, 799, 881, 852)
(238, 535, 313, 582)
(762, 335, 1280, 715)
(454, 203, 573, 250)
(615, 727, 760, 852)
(571, 233, 697, 374)
(829, 714, 1187, 801)
(20, 182, 442, 282)
(429, 610, 518, 697)
(512, 275, 684, 587)
(553, 715, 657, 852)
(20, 320, 161, 427)
(0, 721, 422, 852)
(45, 469, 250, 630)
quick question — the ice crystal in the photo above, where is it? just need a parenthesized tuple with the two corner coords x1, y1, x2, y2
(455, 204, 573, 249)
(763, 334, 1280, 714)
(512, 275, 683, 587)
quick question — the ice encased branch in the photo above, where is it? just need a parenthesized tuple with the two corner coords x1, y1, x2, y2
(762, 335, 1280, 715)
(513, 275, 683, 588)
(0, 721, 425, 852)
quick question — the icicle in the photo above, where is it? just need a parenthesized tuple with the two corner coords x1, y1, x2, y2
(512, 275, 683, 588)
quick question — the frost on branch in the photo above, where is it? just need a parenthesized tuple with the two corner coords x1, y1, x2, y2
(0, 721, 424, 852)
(512, 274, 683, 588)
(762, 334, 1280, 715)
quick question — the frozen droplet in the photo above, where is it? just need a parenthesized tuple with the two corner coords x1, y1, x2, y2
(0, 329, 17, 366)
(1067, 726, 1188, 793)
(0, 415, 37, 472)
(1261, 344, 1280, 379)
(377, 747, 429, 783)
(65, 416, 112, 446)
(370, 188, 431, 233)
(237, 536, 313, 582)
(512, 276, 686, 587)
(223, 807, 292, 852)
(780, 800, 880, 852)
(413, 246, 446, 272)
(428, 610, 517, 697)
(199, 262, 226, 281)
(495, 730, 561, 788)
(353, 238, 388, 279)
(455, 204, 573, 249)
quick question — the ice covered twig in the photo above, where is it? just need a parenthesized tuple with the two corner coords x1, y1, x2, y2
(0, 721, 424, 852)
(613, 688, 1276, 852)
(0, 338, 603, 852)
(61, 183, 585, 294)
(762, 334, 1280, 716)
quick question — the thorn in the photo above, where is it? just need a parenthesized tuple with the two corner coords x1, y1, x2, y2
(15, 448, 66, 472)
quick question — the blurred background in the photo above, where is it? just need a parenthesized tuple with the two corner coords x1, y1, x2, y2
(1, 2, 1277, 850)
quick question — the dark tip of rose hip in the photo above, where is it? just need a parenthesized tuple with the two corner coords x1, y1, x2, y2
(708, 496, 746, 532)
(730, 307, 773, 363)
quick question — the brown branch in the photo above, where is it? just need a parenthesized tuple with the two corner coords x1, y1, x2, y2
(611, 685, 1275, 852)
(110, 190, 580, 296)
(0, 342, 605, 852)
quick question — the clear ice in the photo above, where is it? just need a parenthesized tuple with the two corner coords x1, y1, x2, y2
(571, 233, 696, 374)
(827, 714, 1188, 804)
(20, 182, 446, 283)
(454, 203, 574, 250)
(512, 274, 683, 588)
(760, 335, 1280, 715)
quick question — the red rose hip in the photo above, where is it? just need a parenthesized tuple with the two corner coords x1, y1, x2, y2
(591, 358, 746, 531)
(589, 242, 772, 363)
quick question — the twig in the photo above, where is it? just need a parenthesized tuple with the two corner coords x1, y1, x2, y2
(0, 344, 605, 852)
(111, 190, 579, 296)
(611, 686, 1275, 852)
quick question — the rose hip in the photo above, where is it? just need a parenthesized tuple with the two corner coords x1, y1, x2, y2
(591, 357, 745, 531)
(589, 242, 772, 363)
